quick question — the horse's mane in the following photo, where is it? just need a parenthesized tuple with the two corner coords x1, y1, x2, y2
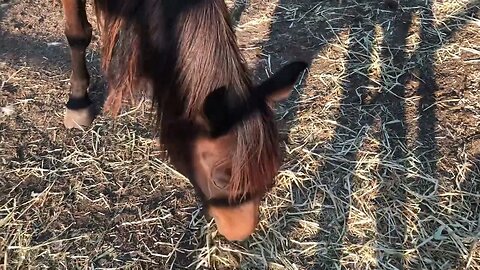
(94, 0, 280, 199)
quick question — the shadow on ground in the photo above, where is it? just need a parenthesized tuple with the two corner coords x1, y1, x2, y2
(1, 0, 479, 269)
(235, 0, 479, 268)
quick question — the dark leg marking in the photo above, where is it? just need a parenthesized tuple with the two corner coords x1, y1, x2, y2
(61, 0, 95, 129)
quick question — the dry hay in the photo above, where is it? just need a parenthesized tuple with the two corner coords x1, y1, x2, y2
(1, 0, 479, 269)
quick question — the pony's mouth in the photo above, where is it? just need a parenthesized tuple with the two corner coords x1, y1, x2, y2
(208, 198, 260, 241)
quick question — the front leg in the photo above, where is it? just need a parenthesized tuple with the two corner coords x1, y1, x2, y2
(61, 0, 94, 129)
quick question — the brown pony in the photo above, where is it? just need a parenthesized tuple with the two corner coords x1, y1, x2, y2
(60, 0, 307, 241)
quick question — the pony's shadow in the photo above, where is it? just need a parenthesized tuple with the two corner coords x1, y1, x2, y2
(230, 0, 249, 28)
(237, 0, 479, 268)
(237, 0, 351, 267)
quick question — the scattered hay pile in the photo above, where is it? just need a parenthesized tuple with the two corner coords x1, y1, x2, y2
(1, 0, 479, 269)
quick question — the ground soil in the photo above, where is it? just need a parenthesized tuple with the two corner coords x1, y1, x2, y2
(1, 0, 479, 269)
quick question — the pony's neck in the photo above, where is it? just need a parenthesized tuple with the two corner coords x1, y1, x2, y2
(173, 0, 252, 119)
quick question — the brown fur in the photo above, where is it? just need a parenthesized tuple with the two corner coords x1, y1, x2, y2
(94, 0, 280, 200)
(95, 1, 142, 116)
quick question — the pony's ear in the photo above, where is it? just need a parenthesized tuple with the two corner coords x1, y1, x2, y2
(256, 61, 308, 103)
(203, 62, 308, 137)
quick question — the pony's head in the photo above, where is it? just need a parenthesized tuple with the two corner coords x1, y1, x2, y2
(95, 0, 308, 241)
(164, 62, 307, 241)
